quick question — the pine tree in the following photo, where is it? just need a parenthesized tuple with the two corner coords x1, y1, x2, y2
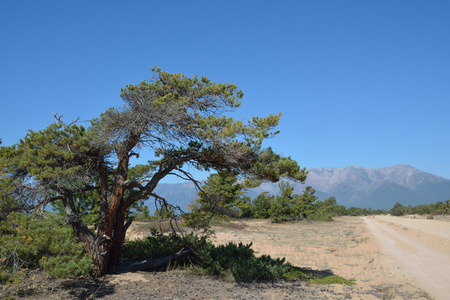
(0, 68, 307, 277)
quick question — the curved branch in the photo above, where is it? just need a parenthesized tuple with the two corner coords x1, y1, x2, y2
(27, 195, 64, 211)
(171, 168, 205, 195)
(150, 192, 186, 235)
(123, 179, 149, 191)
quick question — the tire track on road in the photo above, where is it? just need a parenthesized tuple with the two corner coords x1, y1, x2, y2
(363, 217, 450, 300)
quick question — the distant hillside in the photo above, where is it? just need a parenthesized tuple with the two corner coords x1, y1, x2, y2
(145, 165, 450, 211)
(304, 165, 450, 209)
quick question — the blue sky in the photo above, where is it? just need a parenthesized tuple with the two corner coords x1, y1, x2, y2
(1, 1, 449, 181)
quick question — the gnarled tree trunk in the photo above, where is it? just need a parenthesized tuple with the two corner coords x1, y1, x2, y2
(87, 205, 134, 277)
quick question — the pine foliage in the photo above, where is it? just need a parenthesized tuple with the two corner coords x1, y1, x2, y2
(0, 212, 92, 280)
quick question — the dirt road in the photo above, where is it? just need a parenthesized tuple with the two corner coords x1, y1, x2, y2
(363, 216, 450, 300)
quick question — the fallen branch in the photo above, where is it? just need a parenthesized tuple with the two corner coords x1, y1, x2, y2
(127, 248, 196, 272)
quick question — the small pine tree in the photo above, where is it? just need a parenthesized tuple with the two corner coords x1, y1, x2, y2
(252, 192, 274, 219)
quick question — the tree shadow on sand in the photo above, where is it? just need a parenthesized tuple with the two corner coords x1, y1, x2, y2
(57, 277, 116, 299)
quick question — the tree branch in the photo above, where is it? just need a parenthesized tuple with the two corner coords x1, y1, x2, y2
(122, 216, 135, 242)
(127, 248, 195, 272)
(171, 168, 205, 195)
(123, 179, 149, 191)
(52, 113, 83, 126)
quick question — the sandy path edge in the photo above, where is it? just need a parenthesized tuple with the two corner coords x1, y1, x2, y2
(363, 216, 450, 300)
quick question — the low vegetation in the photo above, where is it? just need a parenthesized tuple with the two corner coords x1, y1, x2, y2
(1, 197, 446, 294)
(0, 212, 92, 283)
(184, 174, 388, 227)
(121, 228, 354, 284)
(1, 211, 355, 286)
(389, 200, 450, 216)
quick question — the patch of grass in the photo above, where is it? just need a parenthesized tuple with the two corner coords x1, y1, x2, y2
(282, 266, 313, 281)
(420, 290, 434, 300)
(282, 266, 355, 285)
(353, 237, 370, 244)
(382, 286, 397, 299)
(308, 275, 355, 285)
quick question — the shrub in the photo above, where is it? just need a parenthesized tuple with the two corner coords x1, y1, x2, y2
(0, 212, 92, 280)
(390, 202, 406, 216)
(308, 211, 333, 221)
(121, 228, 212, 262)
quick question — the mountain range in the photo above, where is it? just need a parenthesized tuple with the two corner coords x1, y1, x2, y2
(148, 164, 450, 211)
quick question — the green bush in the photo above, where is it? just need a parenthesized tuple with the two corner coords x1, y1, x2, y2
(38, 249, 93, 278)
(390, 202, 406, 216)
(121, 228, 211, 262)
(308, 211, 333, 221)
(0, 212, 92, 280)
(0, 267, 22, 285)
(182, 201, 213, 230)
(200, 242, 255, 276)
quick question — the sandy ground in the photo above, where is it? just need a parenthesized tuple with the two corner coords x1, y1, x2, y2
(363, 215, 450, 300)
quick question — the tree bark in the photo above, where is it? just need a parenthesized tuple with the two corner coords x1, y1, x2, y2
(88, 239, 109, 278)
(109, 206, 126, 268)
(89, 154, 130, 277)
